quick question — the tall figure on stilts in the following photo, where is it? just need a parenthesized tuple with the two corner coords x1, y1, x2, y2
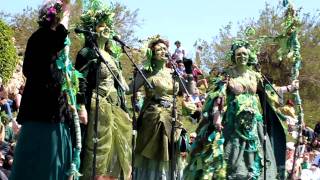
(184, 40, 294, 180)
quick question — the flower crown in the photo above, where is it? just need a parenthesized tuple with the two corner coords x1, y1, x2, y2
(38, 0, 63, 25)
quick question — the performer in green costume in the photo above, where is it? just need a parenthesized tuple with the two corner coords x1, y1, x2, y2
(184, 40, 292, 180)
(75, 1, 132, 179)
(129, 36, 195, 179)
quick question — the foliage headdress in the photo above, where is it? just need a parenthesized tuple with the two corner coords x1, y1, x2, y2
(141, 34, 169, 72)
(79, 0, 115, 34)
(228, 39, 257, 65)
(79, 0, 123, 60)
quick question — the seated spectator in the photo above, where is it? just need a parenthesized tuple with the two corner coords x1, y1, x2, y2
(134, 91, 144, 113)
(16, 85, 24, 109)
(314, 121, 320, 138)
(11, 119, 21, 138)
(313, 151, 320, 167)
(0, 85, 13, 120)
(301, 153, 311, 170)
(182, 94, 201, 123)
(0, 125, 9, 157)
(192, 64, 208, 89)
(303, 126, 315, 142)
(300, 164, 320, 180)
(286, 142, 302, 179)
(0, 152, 8, 180)
(0, 152, 10, 179)
(0, 115, 14, 144)
(189, 132, 197, 145)
(176, 62, 186, 77)
(310, 139, 320, 150)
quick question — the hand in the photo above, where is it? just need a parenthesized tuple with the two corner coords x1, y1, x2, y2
(69, 105, 76, 112)
(60, 0, 71, 29)
(291, 80, 299, 90)
(78, 105, 88, 125)
(215, 123, 223, 132)
(0, 99, 7, 105)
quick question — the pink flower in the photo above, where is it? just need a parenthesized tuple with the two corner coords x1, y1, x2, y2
(48, 6, 57, 14)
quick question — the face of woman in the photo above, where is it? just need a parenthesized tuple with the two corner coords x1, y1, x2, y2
(153, 43, 168, 61)
(95, 22, 111, 39)
(235, 47, 249, 66)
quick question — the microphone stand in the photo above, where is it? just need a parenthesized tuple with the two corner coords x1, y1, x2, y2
(85, 33, 126, 180)
(115, 40, 153, 180)
(169, 60, 190, 180)
(252, 64, 281, 180)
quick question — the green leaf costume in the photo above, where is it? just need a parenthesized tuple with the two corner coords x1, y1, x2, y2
(184, 66, 286, 180)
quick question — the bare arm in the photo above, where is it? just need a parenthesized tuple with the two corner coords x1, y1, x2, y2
(277, 80, 299, 94)
(213, 97, 224, 131)
(60, 0, 71, 29)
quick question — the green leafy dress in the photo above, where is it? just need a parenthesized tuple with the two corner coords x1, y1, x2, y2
(185, 68, 285, 180)
(76, 48, 132, 180)
(130, 65, 185, 179)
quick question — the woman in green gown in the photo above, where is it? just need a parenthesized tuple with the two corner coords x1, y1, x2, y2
(184, 40, 287, 179)
(75, 2, 132, 180)
(129, 37, 195, 179)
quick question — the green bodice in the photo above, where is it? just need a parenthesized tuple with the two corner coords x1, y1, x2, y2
(145, 67, 178, 101)
(97, 51, 128, 100)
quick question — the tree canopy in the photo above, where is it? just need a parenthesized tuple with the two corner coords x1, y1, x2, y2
(1, 1, 140, 60)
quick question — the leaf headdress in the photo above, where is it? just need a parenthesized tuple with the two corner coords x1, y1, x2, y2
(227, 39, 257, 65)
(79, 0, 122, 61)
(140, 34, 169, 72)
(80, 0, 115, 34)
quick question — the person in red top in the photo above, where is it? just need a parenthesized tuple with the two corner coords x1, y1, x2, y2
(192, 64, 208, 88)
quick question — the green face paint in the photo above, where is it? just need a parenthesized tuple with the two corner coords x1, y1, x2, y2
(153, 43, 168, 61)
(235, 47, 249, 66)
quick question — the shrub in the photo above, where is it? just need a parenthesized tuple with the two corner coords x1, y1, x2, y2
(0, 19, 18, 85)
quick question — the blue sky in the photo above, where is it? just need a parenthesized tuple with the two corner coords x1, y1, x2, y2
(1, 0, 319, 56)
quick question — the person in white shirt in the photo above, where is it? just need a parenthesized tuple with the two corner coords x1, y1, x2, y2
(300, 164, 320, 180)
(172, 40, 185, 61)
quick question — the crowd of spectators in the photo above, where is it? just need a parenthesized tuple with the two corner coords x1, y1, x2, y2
(284, 117, 320, 179)
(0, 61, 24, 179)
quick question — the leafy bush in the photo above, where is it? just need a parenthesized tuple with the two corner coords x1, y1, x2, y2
(0, 19, 18, 85)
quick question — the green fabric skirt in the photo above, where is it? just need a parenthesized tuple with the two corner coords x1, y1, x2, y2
(10, 121, 72, 180)
(134, 102, 183, 179)
(80, 95, 132, 180)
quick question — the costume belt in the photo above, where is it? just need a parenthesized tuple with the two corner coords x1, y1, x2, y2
(96, 87, 108, 98)
(94, 87, 117, 100)
(152, 98, 172, 108)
